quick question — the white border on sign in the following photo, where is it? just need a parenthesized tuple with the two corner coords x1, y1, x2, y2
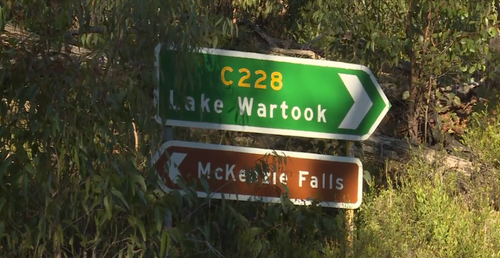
(153, 43, 390, 141)
(151, 140, 364, 209)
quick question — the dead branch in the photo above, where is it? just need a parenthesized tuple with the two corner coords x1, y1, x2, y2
(132, 122, 139, 152)
(2, 23, 99, 61)
(361, 133, 474, 176)
(229, 132, 475, 177)
(240, 19, 324, 59)
(267, 47, 321, 59)
(304, 34, 324, 48)
(64, 26, 105, 38)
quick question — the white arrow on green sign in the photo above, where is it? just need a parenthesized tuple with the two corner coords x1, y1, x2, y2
(154, 44, 391, 141)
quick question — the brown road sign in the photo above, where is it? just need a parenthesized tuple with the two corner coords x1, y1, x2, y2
(151, 141, 363, 209)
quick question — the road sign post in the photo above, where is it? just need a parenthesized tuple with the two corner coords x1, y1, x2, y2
(151, 46, 392, 256)
(345, 141, 356, 256)
(152, 140, 363, 209)
(162, 127, 173, 258)
(155, 44, 391, 141)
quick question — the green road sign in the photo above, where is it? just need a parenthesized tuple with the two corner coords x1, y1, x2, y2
(154, 44, 391, 141)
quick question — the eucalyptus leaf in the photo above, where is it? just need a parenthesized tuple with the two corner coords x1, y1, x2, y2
(111, 189, 130, 210)
(1, 0, 497, 257)
(402, 91, 410, 100)
(363, 170, 373, 187)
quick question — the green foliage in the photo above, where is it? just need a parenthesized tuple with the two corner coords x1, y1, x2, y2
(0, 0, 229, 256)
(229, 0, 497, 140)
(460, 99, 500, 210)
(354, 156, 500, 258)
(350, 103, 500, 257)
(165, 186, 347, 258)
(2, 0, 500, 257)
(462, 100, 500, 166)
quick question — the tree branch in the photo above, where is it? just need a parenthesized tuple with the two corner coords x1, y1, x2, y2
(64, 26, 105, 38)
(304, 34, 324, 48)
(240, 19, 324, 59)
(3, 23, 93, 57)
(267, 47, 320, 59)
(2, 22, 109, 65)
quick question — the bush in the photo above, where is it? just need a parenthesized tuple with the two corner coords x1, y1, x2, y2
(2, 1, 500, 257)
(354, 159, 500, 257)
(352, 102, 500, 258)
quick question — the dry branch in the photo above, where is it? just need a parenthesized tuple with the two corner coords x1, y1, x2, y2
(267, 47, 321, 59)
(229, 131, 475, 176)
(2, 23, 103, 62)
(240, 19, 324, 59)
(230, 131, 475, 176)
(3, 21, 476, 177)
(362, 134, 474, 176)
(64, 26, 105, 38)
(234, 20, 476, 175)
(132, 122, 139, 152)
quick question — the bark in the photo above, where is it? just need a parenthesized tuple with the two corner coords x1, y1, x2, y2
(241, 19, 325, 59)
(405, 0, 421, 142)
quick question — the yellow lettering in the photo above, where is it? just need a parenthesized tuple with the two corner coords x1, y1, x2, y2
(221, 66, 233, 86)
(270, 72, 283, 91)
(222, 67, 282, 90)
(254, 70, 267, 89)
(238, 68, 251, 88)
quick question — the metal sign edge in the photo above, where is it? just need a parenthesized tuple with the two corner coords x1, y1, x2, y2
(153, 43, 390, 140)
(151, 140, 363, 209)
(154, 116, 374, 141)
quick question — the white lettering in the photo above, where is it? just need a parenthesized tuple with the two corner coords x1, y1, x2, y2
(214, 99, 223, 113)
(279, 173, 287, 185)
(257, 103, 266, 117)
(169, 90, 178, 110)
(238, 97, 253, 116)
(225, 164, 235, 181)
(270, 104, 277, 118)
(317, 105, 327, 123)
(310, 176, 318, 188)
(262, 172, 270, 184)
(329, 174, 333, 189)
(280, 101, 289, 119)
(249, 171, 259, 183)
(291, 106, 301, 120)
(299, 170, 309, 187)
(322, 173, 326, 189)
(239, 169, 246, 182)
(200, 94, 210, 112)
(233, 99, 326, 124)
(336, 178, 344, 190)
(185, 96, 195, 111)
(198, 162, 211, 179)
(304, 108, 313, 121)
(215, 167, 223, 180)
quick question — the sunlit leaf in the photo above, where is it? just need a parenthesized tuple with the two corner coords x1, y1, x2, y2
(104, 195, 112, 220)
(135, 217, 147, 241)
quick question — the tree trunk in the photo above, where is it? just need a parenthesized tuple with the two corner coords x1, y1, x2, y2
(405, 0, 421, 143)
